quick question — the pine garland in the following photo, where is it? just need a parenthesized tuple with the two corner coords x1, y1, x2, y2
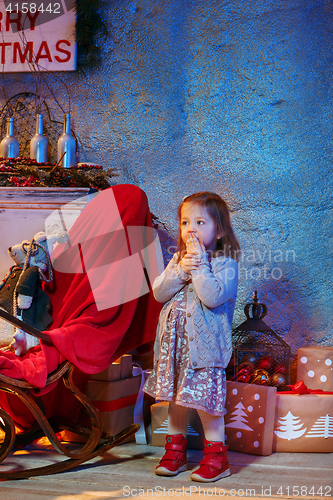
(0, 157, 118, 189)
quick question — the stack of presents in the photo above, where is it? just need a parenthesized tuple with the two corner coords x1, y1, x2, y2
(73, 345, 333, 455)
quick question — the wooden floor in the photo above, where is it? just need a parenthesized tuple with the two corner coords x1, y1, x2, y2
(0, 440, 332, 500)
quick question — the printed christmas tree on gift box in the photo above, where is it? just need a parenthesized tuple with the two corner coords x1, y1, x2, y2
(274, 412, 333, 441)
(273, 393, 333, 452)
(274, 411, 307, 440)
(225, 402, 255, 431)
(154, 419, 200, 437)
(225, 382, 277, 455)
(306, 415, 333, 439)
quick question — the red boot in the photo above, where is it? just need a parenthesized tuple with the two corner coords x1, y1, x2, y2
(190, 440, 230, 482)
(155, 434, 187, 476)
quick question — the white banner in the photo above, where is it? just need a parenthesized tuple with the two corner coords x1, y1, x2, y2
(0, 0, 76, 72)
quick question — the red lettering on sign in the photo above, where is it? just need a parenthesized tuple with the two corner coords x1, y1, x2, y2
(4, 11, 39, 32)
(0, 38, 73, 69)
(26, 12, 39, 31)
(35, 41, 52, 63)
(55, 39, 71, 63)
(0, 12, 3, 31)
(13, 42, 33, 63)
(0, 42, 11, 64)
(6, 12, 22, 32)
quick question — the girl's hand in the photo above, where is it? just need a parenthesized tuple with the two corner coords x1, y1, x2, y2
(180, 253, 201, 274)
(186, 232, 206, 258)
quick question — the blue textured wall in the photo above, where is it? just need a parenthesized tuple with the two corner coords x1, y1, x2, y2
(2, 0, 332, 353)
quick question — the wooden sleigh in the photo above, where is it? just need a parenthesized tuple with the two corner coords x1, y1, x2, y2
(0, 308, 140, 480)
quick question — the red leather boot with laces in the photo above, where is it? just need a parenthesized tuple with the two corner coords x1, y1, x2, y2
(155, 434, 187, 476)
(190, 440, 231, 482)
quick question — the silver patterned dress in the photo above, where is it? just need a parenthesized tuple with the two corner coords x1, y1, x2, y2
(143, 287, 227, 416)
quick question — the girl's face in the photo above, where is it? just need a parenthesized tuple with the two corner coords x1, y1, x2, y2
(180, 202, 222, 251)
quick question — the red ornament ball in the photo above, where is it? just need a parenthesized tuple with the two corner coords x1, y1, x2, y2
(239, 360, 255, 370)
(235, 369, 252, 384)
(274, 362, 287, 375)
(236, 373, 251, 383)
(256, 355, 275, 371)
(242, 353, 257, 365)
(239, 364, 255, 375)
(252, 368, 270, 385)
(234, 364, 255, 383)
(271, 373, 287, 387)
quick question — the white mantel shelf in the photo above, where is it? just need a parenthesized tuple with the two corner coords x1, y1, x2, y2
(0, 187, 91, 277)
(0, 187, 91, 210)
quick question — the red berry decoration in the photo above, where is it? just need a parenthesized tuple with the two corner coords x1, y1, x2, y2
(256, 355, 275, 371)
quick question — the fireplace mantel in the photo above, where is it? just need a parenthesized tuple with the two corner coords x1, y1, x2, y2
(0, 187, 91, 277)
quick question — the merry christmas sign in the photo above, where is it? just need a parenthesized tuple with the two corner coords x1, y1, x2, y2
(225, 381, 277, 456)
(0, 0, 76, 72)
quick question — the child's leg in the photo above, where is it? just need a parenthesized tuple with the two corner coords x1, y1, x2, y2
(191, 410, 230, 483)
(196, 409, 225, 442)
(155, 403, 189, 477)
(168, 402, 190, 436)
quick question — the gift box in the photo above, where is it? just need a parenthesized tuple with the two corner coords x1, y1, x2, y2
(90, 354, 133, 382)
(273, 386, 333, 452)
(151, 381, 277, 455)
(297, 346, 333, 391)
(85, 375, 142, 437)
(62, 370, 155, 445)
(150, 402, 204, 449)
(225, 381, 277, 455)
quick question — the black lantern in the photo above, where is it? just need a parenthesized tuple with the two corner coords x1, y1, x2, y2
(229, 291, 291, 390)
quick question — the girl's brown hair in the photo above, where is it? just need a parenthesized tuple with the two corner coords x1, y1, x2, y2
(176, 192, 241, 262)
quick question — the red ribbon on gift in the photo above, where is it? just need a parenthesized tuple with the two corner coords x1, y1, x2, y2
(279, 380, 333, 395)
(93, 393, 138, 412)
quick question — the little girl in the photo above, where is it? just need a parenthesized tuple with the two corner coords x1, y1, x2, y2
(143, 192, 240, 483)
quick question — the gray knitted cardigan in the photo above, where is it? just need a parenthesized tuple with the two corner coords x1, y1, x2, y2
(152, 252, 238, 370)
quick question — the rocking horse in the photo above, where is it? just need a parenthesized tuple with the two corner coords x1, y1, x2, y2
(0, 184, 162, 479)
